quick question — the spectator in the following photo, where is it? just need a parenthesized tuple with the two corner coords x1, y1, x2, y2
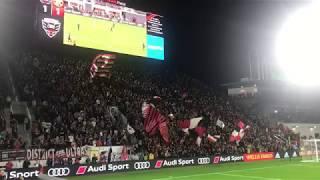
(46, 154, 53, 167)
(148, 152, 154, 160)
(100, 152, 106, 163)
(22, 160, 30, 169)
(5, 161, 13, 171)
(92, 154, 98, 164)
(75, 158, 80, 165)
(144, 153, 148, 161)
(85, 156, 91, 164)
(0, 168, 5, 180)
(67, 157, 73, 165)
(108, 148, 112, 163)
(8, 51, 297, 164)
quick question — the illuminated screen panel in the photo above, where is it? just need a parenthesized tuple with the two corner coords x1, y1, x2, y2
(63, 0, 164, 60)
(37, 0, 164, 60)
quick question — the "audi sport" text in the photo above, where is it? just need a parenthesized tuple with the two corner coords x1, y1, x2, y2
(219, 155, 244, 162)
(163, 159, 195, 167)
(87, 165, 107, 173)
(6, 170, 40, 179)
(108, 164, 130, 172)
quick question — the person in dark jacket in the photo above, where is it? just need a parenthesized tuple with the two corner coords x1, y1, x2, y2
(92, 154, 98, 164)
(23, 160, 30, 169)
(108, 148, 112, 163)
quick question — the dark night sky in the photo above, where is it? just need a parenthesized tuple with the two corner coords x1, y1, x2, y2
(0, 0, 307, 86)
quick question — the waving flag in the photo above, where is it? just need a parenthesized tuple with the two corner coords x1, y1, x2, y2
(196, 136, 202, 146)
(127, 124, 135, 134)
(142, 102, 150, 118)
(216, 119, 225, 129)
(195, 126, 207, 147)
(208, 134, 221, 143)
(237, 120, 245, 129)
(229, 130, 241, 142)
(159, 121, 170, 144)
(142, 102, 170, 143)
(230, 124, 250, 143)
(177, 117, 203, 130)
(195, 126, 207, 137)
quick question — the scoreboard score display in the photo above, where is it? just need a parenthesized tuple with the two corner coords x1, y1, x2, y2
(37, 0, 164, 60)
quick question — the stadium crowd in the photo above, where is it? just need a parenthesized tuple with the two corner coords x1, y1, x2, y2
(0, 59, 25, 151)
(7, 52, 297, 164)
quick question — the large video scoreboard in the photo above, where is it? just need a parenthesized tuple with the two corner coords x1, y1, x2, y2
(37, 0, 164, 60)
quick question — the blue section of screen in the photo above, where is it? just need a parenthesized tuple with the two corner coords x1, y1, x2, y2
(146, 35, 164, 60)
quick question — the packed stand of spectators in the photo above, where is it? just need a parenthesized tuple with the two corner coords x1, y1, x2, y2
(0, 58, 25, 151)
(10, 52, 297, 162)
(0, 58, 10, 130)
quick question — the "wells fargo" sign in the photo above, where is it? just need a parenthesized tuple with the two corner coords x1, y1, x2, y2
(243, 152, 274, 162)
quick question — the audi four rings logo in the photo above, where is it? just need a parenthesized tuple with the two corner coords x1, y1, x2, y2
(134, 162, 151, 170)
(48, 168, 70, 177)
(198, 158, 210, 165)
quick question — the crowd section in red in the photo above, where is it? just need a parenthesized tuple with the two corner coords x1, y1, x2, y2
(0, 52, 298, 168)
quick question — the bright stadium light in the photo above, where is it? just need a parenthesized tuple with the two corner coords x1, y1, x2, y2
(275, 1, 320, 87)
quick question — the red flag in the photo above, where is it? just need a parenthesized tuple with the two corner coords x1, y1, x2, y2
(208, 134, 220, 143)
(142, 103, 167, 136)
(195, 126, 208, 146)
(159, 121, 170, 144)
(195, 127, 206, 137)
(229, 129, 245, 142)
(237, 120, 245, 129)
(177, 119, 190, 129)
(177, 117, 203, 130)
(121, 146, 129, 161)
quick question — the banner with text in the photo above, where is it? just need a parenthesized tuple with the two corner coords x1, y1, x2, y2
(243, 152, 274, 162)
(26, 146, 88, 160)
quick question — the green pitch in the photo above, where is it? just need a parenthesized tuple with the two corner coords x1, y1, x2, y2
(64, 13, 147, 57)
(67, 159, 320, 180)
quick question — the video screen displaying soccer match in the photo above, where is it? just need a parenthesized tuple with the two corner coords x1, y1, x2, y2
(38, 0, 164, 60)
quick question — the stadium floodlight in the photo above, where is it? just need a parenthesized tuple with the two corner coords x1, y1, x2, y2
(275, 1, 320, 87)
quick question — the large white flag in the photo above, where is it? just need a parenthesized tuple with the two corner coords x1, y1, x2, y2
(127, 124, 135, 134)
(216, 119, 225, 129)
(208, 134, 220, 143)
(196, 136, 202, 147)
(189, 117, 203, 129)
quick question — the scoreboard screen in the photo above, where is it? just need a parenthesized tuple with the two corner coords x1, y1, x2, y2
(37, 0, 164, 60)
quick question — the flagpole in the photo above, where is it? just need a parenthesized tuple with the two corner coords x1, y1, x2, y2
(288, 136, 291, 161)
(53, 150, 55, 167)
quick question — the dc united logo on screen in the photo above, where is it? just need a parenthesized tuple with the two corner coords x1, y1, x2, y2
(42, 18, 61, 38)
(147, 13, 160, 22)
